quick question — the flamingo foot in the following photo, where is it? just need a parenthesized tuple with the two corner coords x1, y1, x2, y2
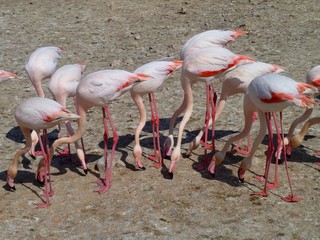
(267, 182, 278, 190)
(251, 191, 268, 197)
(153, 161, 162, 169)
(281, 195, 302, 202)
(94, 178, 110, 194)
(231, 146, 250, 155)
(148, 154, 158, 161)
(29, 150, 43, 158)
(200, 140, 214, 150)
(36, 200, 51, 208)
(148, 153, 162, 168)
(207, 162, 215, 178)
(7, 177, 16, 191)
(193, 157, 211, 171)
(238, 167, 245, 183)
(254, 175, 266, 183)
(55, 148, 70, 157)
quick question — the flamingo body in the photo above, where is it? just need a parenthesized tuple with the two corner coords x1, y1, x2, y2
(306, 65, 320, 87)
(180, 29, 246, 60)
(130, 60, 182, 169)
(77, 70, 149, 109)
(165, 47, 254, 178)
(15, 97, 79, 130)
(187, 61, 284, 158)
(209, 73, 317, 201)
(25, 46, 63, 97)
(49, 63, 85, 106)
(7, 97, 79, 207)
(49, 69, 150, 194)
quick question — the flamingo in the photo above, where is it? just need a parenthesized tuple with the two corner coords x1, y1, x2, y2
(186, 61, 285, 170)
(6, 97, 79, 208)
(180, 29, 246, 60)
(130, 59, 183, 170)
(25, 46, 63, 157)
(163, 47, 254, 178)
(163, 29, 248, 173)
(208, 73, 317, 202)
(285, 65, 320, 156)
(47, 70, 150, 194)
(0, 70, 16, 82)
(25, 46, 63, 98)
(48, 63, 87, 173)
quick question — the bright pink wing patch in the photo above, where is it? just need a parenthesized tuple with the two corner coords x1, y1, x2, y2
(260, 92, 294, 103)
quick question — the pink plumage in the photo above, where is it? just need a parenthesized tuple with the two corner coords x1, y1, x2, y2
(130, 59, 182, 169)
(25, 46, 63, 97)
(180, 29, 246, 60)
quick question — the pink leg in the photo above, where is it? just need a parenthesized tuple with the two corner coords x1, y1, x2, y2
(278, 112, 302, 202)
(194, 84, 216, 171)
(95, 106, 119, 194)
(266, 112, 281, 189)
(36, 129, 54, 208)
(147, 93, 162, 168)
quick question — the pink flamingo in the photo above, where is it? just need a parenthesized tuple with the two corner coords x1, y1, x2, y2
(180, 29, 246, 60)
(6, 97, 79, 208)
(25, 46, 63, 98)
(130, 59, 183, 170)
(25, 46, 63, 157)
(0, 70, 16, 82)
(48, 63, 88, 173)
(47, 70, 150, 194)
(163, 47, 254, 178)
(164, 30, 247, 164)
(285, 65, 320, 157)
(186, 61, 285, 170)
(209, 73, 317, 202)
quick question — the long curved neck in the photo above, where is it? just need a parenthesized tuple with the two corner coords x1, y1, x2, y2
(297, 117, 320, 140)
(286, 108, 313, 140)
(175, 76, 193, 148)
(50, 105, 88, 159)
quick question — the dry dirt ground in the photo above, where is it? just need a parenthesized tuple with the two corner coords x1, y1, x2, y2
(0, 0, 320, 239)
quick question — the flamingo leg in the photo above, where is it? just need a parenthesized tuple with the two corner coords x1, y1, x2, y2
(194, 84, 216, 171)
(147, 93, 163, 168)
(266, 112, 281, 189)
(279, 112, 302, 202)
(36, 129, 53, 208)
(95, 106, 118, 194)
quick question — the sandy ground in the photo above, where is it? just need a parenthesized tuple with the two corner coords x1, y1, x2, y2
(0, 0, 320, 239)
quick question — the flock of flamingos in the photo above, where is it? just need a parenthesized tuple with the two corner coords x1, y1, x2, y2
(1, 29, 319, 208)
